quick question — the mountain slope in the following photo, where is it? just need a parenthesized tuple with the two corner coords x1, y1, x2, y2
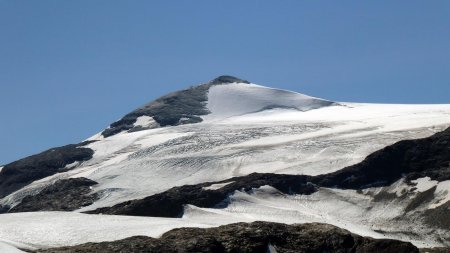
(0, 76, 449, 252)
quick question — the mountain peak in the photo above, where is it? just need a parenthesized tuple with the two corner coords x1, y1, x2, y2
(99, 77, 334, 138)
(209, 75, 250, 85)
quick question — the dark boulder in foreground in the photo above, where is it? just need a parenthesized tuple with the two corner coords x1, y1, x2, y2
(35, 222, 418, 253)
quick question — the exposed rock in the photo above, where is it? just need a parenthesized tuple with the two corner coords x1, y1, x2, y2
(34, 222, 419, 253)
(423, 201, 450, 230)
(208, 75, 250, 85)
(0, 141, 94, 198)
(101, 83, 210, 137)
(8, 177, 99, 212)
(404, 186, 437, 213)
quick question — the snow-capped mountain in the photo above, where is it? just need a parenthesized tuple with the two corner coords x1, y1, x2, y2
(0, 76, 449, 252)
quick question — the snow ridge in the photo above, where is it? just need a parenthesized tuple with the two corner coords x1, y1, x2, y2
(204, 82, 334, 121)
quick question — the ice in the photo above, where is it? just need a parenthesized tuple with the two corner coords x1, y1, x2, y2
(0, 240, 27, 253)
(202, 181, 234, 191)
(133, 116, 159, 128)
(203, 83, 332, 121)
(429, 180, 450, 208)
(0, 212, 212, 249)
(412, 177, 438, 192)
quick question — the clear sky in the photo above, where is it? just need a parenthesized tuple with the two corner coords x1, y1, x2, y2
(1, 1, 449, 165)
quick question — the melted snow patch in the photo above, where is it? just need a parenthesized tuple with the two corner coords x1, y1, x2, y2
(63, 161, 79, 170)
(85, 131, 104, 141)
(202, 181, 234, 191)
(267, 243, 278, 253)
(429, 180, 450, 209)
(204, 83, 332, 121)
(0, 166, 3, 173)
(0, 241, 26, 253)
(412, 177, 438, 192)
(133, 116, 158, 128)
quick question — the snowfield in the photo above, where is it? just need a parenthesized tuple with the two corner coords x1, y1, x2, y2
(0, 212, 213, 251)
(1, 81, 450, 251)
(204, 83, 333, 121)
(0, 241, 26, 253)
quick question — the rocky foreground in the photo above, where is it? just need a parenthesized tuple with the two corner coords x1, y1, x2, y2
(34, 222, 418, 253)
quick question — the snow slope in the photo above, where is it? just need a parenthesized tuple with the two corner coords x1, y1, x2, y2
(0, 212, 212, 250)
(203, 82, 333, 120)
(0, 241, 26, 253)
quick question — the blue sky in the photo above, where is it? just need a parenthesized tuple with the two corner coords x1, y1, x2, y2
(1, 1, 449, 165)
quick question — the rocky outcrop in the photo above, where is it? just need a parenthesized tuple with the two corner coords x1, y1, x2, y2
(423, 201, 450, 230)
(8, 177, 99, 212)
(101, 84, 210, 137)
(0, 142, 94, 198)
(34, 222, 419, 253)
(208, 75, 250, 85)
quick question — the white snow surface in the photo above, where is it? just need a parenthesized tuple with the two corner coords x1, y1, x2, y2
(0, 241, 26, 253)
(409, 177, 450, 209)
(0, 212, 212, 250)
(204, 83, 332, 121)
(202, 181, 234, 191)
(430, 180, 450, 208)
(133, 115, 159, 128)
(412, 177, 438, 192)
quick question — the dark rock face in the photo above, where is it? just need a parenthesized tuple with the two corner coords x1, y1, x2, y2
(101, 75, 250, 138)
(34, 222, 419, 253)
(88, 127, 450, 218)
(423, 201, 450, 230)
(8, 177, 99, 212)
(208, 75, 250, 85)
(101, 84, 210, 137)
(0, 142, 94, 198)
(404, 186, 437, 213)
